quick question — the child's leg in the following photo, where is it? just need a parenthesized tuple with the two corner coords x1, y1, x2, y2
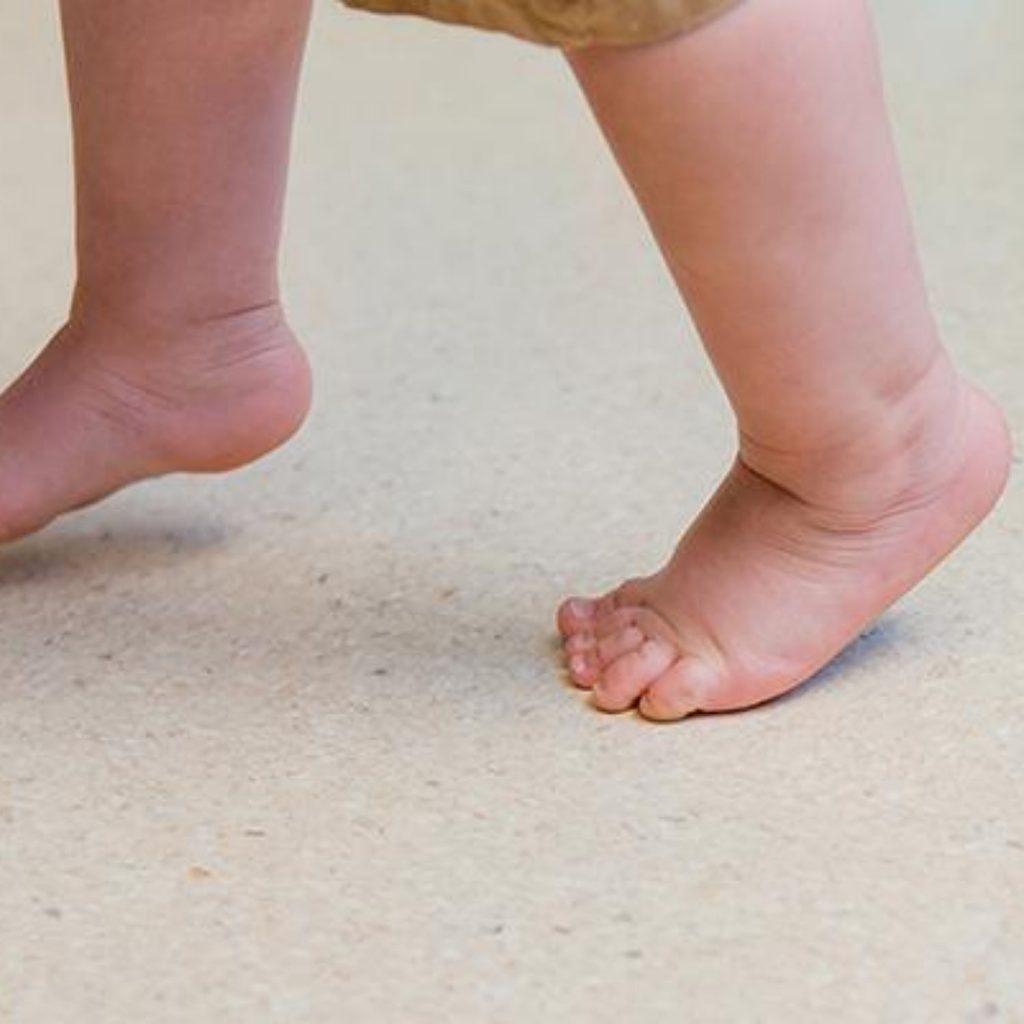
(557, 0, 1012, 718)
(0, 0, 313, 541)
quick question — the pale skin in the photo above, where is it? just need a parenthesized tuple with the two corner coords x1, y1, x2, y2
(0, 0, 314, 540)
(0, 0, 1012, 719)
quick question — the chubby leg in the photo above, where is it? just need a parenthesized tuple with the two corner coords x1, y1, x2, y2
(558, 0, 1012, 718)
(0, 0, 313, 541)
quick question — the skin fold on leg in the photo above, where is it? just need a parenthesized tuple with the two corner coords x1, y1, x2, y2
(0, 0, 314, 542)
(557, 0, 1012, 720)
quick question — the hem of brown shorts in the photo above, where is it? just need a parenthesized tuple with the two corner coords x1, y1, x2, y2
(339, 0, 747, 50)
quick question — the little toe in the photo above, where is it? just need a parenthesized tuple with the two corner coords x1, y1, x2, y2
(558, 588, 626, 637)
(592, 638, 679, 713)
(638, 657, 720, 722)
(557, 596, 599, 636)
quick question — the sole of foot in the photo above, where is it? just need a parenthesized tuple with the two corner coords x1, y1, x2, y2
(557, 377, 1013, 721)
(0, 302, 312, 543)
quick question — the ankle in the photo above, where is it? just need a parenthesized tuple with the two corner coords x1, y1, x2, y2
(69, 274, 283, 337)
(64, 292, 295, 365)
(56, 291, 309, 420)
(52, 297, 311, 474)
(737, 352, 978, 512)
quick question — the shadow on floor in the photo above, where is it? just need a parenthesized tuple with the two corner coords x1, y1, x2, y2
(0, 515, 231, 587)
(0, 506, 917, 720)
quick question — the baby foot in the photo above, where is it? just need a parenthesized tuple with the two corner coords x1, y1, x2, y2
(0, 302, 311, 542)
(558, 376, 1012, 720)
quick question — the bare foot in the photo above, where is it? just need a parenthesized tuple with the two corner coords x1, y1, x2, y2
(557, 370, 1013, 720)
(0, 303, 311, 542)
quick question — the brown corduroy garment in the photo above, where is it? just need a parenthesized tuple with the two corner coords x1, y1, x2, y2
(339, 0, 746, 49)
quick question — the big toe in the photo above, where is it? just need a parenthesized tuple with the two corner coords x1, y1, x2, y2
(637, 656, 721, 722)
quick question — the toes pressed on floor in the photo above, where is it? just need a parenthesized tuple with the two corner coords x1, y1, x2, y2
(559, 591, 714, 719)
(593, 638, 678, 712)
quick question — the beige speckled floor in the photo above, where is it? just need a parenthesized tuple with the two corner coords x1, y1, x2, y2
(1, 2, 1022, 1022)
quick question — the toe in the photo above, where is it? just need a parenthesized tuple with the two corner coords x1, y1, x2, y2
(567, 648, 602, 689)
(557, 596, 599, 636)
(592, 607, 638, 639)
(564, 631, 595, 656)
(596, 625, 645, 666)
(592, 606, 674, 646)
(557, 591, 620, 637)
(638, 657, 720, 722)
(592, 637, 679, 713)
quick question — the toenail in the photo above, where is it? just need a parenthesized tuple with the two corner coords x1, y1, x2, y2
(570, 655, 587, 675)
(569, 598, 595, 619)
